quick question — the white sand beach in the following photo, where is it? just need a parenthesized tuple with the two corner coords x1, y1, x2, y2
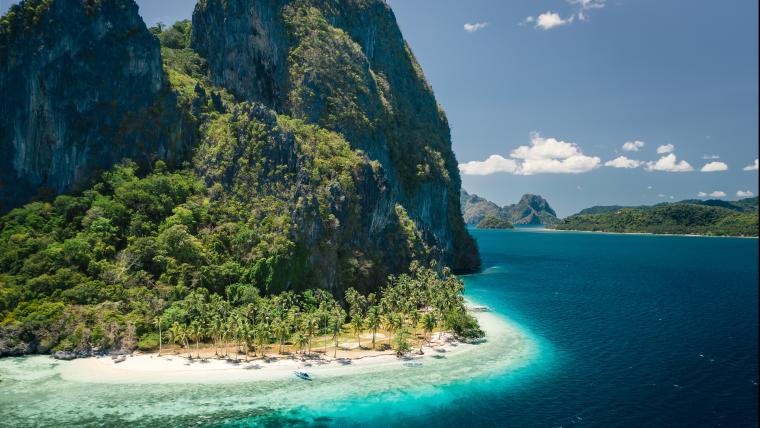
(57, 310, 534, 384)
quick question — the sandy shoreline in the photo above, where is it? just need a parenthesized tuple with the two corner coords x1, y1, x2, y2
(56, 310, 531, 384)
(545, 227, 758, 239)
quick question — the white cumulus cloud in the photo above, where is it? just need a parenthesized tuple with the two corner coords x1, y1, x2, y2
(535, 12, 572, 30)
(458, 155, 518, 176)
(737, 190, 755, 197)
(464, 22, 488, 33)
(622, 140, 645, 152)
(605, 156, 641, 169)
(743, 159, 759, 171)
(645, 154, 694, 172)
(510, 133, 601, 175)
(523, 0, 605, 30)
(568, 0, 606, 9)
(700, 161, 728, 172)
(656, 144, 675, 154)
(697, 192, 707, 197)
(709, 191, 726, 198)
(458, 133, 600, 176)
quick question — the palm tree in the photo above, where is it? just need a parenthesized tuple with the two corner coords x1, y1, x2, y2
(350, 313, 364, 349)
(305, 312, 319, 355)
(391, 312, 405, 347)
(233, 312, 245, 359)
(422, 312, 436, 351)
(170, 322, 191, 359)
(254, 322, 269, 357)
(190, 319, 203, 359)
(294, 331, 308, 354)
(167, 322, 178, 354)
(152, 316, 163, 356)
(382, 313, 395, 348)
(331, 306, 346, 358)
(210, 315, 223, 356)
(320, 306, 330, 354)
(366, 305, 381, 350)
(272, 318, 289, 355)
(223, 318, 233, 358)
(345, 288, 367, 348)
(409, 308, 422, 351)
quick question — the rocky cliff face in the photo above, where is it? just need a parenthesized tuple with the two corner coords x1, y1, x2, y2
(460, 190, 500, 226)
(192, 102, 424, 294)
(0, 0, 193, 212)
(462, 191, 559, 226)
(503, 194, 558, 225)
(191, 0, 479, 272)
(0, 0, 478, 297)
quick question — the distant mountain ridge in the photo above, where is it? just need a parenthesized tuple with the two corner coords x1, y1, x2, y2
(576, 197, 758, 216)
(556, 197, 758, 237)
(460, 191, 560, 226)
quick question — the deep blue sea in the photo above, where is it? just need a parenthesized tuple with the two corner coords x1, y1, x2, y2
(0, 228, 756, 427)
(477, 228, 757, 427)
(314, 228, 759, 427)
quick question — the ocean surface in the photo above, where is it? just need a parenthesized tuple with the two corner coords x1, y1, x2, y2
(1, 228, 757, 427)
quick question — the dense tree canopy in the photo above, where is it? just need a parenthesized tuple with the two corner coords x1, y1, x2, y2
(0, 13, 482, 356)
(555, 203, 758, 237)
(0, 163, 478, 355)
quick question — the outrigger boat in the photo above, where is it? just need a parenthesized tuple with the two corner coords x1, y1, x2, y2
(294, 370, 312, 381)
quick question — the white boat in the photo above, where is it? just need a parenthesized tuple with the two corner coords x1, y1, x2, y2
(294, 370, 312, 381)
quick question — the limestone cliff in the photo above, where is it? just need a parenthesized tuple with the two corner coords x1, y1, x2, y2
(191, 0, 479, 272)
(0, 0, 193, 212)
(0, 0, 479, 298)
(462, 191, 559, 226)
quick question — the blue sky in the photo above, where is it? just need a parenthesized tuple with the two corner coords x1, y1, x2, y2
(2, 0, 757, 215)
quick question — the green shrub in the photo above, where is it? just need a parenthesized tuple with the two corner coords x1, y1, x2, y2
(137, 332, 159, 351)
(445, 310, 485, 339)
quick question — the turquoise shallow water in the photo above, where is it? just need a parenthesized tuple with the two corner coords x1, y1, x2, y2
(1, 228, 757, 427)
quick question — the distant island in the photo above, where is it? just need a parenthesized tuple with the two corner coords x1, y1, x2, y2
(476, 214, 515, 230)
(554, 197, 758, 237)
(461, 191, 559, 227)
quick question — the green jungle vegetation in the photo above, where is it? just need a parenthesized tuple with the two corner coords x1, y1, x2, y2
(476, 214, 514, 230)
(0, 19, 482, 357)
(0, 160, 482, 356)
(554, 202, 759, 237)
